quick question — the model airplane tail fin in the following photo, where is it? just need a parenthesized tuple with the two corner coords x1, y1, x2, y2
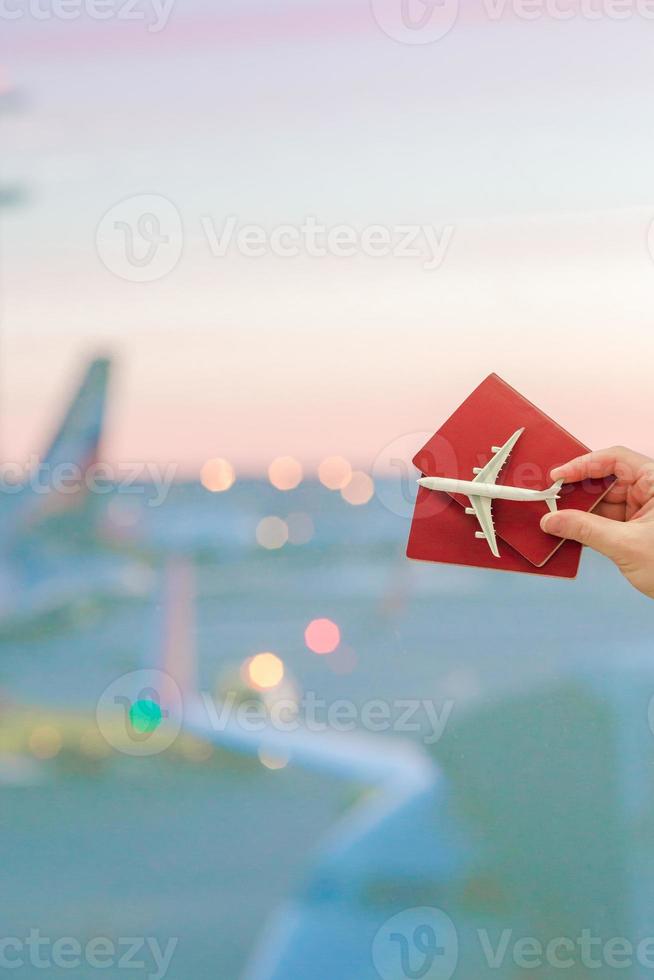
(546, 479, 565, 513)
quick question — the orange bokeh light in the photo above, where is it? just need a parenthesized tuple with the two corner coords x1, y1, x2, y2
(318, 456, 352, 491)
(246, 652, 285, 690)
(304, 618, 341, 655)
(201, 457, 235, 493)
(28, 725, 63, 760)
(268, 456, 303, 491)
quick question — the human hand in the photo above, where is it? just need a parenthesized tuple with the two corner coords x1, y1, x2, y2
(540, 446, 654, 599)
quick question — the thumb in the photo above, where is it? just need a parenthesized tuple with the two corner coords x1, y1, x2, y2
(541, 509, 628, 561)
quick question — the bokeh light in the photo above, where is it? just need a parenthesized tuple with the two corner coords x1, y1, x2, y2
(256, 516, 289, 550)
(268, 456, 303, 491)
(246, 652, 285, 690)
(318, 456, 352, 490)
(341, 471, 374, 506)
(180, 738, 214, 763)
(28, 725, 62, 760)
(258, 748, 289, 771)
(286, 512, 314, 545)
(201, 457, 235, 493)
(129, 698, 163, 735)
(305, 618, 341, 655)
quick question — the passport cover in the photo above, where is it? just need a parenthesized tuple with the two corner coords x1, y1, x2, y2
(407, 489, 584, 577)
(407, 374, 615, 576)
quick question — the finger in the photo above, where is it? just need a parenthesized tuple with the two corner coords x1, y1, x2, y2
(634, 465, 654, 503)
(541, 509, 628, 562)
(550, 446, 650, 485)
(599, 482, 629, 504)
(630, 498, 654, 522)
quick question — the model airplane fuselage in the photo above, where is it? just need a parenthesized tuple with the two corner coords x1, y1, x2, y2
(417, 428, 564, 558)
(421, 476, 562, 505)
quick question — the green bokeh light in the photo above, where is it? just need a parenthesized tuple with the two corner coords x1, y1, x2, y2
(129, 699, 163, 734)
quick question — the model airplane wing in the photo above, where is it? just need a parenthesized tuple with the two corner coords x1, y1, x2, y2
(473, 427, 524, 486)
(465, 428, 524, 558)
(468, 495, 500, 558)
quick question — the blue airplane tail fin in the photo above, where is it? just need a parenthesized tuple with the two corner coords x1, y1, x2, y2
(18, 356, 112, 529)
(42, 356, 111, 475)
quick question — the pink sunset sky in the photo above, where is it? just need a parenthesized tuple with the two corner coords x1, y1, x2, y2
(2, 0, 654, 476)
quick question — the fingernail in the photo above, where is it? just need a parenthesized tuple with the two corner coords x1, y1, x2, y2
(541, 513, 562, 535)
(550, 466, 566, 480)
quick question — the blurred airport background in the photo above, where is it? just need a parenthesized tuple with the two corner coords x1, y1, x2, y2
(2, 1, 654, 978)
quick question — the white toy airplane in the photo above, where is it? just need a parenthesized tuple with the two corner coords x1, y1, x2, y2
(417, 427, 564, 558)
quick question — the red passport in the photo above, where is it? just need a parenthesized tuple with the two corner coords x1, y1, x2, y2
(407, 374, 615, 578)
